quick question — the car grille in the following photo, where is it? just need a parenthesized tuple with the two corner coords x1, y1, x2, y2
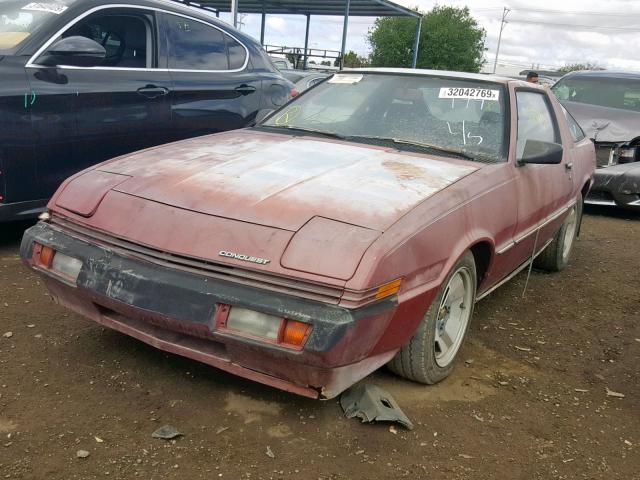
(595, 145, 616, 168)
(49, 216, 381, 309)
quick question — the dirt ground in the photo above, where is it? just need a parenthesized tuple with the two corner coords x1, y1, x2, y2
(0, 206, 638, 480)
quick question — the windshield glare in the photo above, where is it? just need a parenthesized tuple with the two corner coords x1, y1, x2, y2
(0, 0, 72, 51)
(553, 77, 640, 113)
(263, 73, 507, 163)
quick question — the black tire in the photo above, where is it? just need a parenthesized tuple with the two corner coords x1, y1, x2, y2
(388, 251, 477, 384)
(534, 196, 583, 272)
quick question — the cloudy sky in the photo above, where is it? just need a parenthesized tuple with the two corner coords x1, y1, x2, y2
(218, 0, 640, 73)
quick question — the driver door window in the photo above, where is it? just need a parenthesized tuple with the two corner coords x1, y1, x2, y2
(59, 13, 152, 68)
(516, 91, 558, 160)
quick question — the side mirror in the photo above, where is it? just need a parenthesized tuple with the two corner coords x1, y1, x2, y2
(38, 36, 106, 67)
(518, 139, 563, 165)
(253, 109, 275, 125)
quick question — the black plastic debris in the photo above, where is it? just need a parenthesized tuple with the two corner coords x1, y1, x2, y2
(151, 425, 183, 440)
(340, 384, 414, 430)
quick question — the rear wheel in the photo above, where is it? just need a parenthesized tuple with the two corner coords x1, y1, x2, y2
(388, 251, 477, 384)
(534, 196, 582, 272)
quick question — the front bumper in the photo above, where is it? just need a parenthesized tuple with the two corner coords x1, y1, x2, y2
(21, 222, 399, 399)
(585, 162, 640, 210)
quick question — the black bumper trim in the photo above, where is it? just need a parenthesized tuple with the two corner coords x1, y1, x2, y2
(21, 222, 396, 352)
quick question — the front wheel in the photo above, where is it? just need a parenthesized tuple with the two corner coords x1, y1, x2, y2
(388, 251, 477, 384)
(534, 196, 582, 272)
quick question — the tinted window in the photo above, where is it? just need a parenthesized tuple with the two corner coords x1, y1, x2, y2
(553, 76, 640, 112)
(561, 105, 586, 142)
(226, 35, 245, 70)
(165, 14, 228, 70)
(263, 74, 507, 164)
(516, 91, 558, 160)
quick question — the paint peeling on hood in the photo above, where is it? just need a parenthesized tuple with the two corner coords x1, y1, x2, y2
(98, 130, 479, 232)
(562, 101, 640, 143)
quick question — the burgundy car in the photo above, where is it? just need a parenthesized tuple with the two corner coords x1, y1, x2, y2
(21, 69, 595, 399)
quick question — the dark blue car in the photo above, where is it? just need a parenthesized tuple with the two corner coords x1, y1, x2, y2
(0, 0, 293, 222)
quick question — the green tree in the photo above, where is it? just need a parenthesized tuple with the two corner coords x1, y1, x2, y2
(558, 62, 604, 73)
(368, 6, 486, 72)
(341, 50, 369, 68)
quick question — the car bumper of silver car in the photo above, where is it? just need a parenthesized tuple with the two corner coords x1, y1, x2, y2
(585, 162, 640, 210)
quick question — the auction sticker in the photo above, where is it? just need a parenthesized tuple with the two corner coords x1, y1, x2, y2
(439, 87, 499, 100)
(328, 74, 363, 84)
(22, 2, 68, 14)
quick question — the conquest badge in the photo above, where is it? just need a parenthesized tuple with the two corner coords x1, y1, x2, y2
(219, 251, 270, 265)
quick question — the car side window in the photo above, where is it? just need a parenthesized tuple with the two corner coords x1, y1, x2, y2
(60, 13, 152, 69)
(516, 91, 559, 160)
(164, 14, 245, 71)
(226, 35, 246, 70)
(561, 105, 586, 142)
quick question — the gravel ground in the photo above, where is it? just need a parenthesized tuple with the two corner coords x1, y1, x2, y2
(0, 206, 638, 480)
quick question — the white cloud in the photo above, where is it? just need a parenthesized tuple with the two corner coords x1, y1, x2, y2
(266, 16, 287, 33)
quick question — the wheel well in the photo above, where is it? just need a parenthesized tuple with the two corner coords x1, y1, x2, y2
(470, 242, 492, 286)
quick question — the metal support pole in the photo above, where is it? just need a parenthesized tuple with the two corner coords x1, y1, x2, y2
(492, 7, 509, 74)
(411, 16, 422, 68)
(231, 0, 238, 27)
(303, 14, 311, 70)
(260, 3, 266, 45)
(340, 0, 351, 70)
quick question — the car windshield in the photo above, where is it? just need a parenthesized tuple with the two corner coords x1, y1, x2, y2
(262, 72, 507, 163)
(553, 76, 640, 113)
(0, 0, 73, 51)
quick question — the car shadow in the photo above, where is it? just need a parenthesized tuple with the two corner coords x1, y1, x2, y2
(0, 220, 35, 249)
(584, 204, 640, 221)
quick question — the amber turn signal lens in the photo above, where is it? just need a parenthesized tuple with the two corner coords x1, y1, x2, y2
(282, 319, 311, 347)
(375, 278, 403, 300)
(38, 245, 56, 268)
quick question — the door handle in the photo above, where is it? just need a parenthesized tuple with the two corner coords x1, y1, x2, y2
(137, 85, 169, 99)
(565, 162, 573, 171)
(235, 84, 257, 95)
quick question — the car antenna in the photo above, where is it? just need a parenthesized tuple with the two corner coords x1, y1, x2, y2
(521, 229, 540, 298)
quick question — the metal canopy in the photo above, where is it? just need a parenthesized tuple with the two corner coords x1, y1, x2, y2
(181, 0, 422, 69)
(193, 0, 420, 17)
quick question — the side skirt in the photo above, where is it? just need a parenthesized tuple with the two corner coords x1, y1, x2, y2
(475, 238, 553, 302)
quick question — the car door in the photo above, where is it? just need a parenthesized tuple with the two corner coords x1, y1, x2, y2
(0, 55, 36, 208)
(159, 12, 261, 140)
(27, 6, 172, 198)
(510, 88, 574, 259)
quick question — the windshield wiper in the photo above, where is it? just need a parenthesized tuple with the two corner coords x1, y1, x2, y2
(261, 127, 477, 161)
(370, 137, 477, 161)
(262, 125, 349, 141)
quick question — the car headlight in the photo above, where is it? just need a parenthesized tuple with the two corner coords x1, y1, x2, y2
(220, 306, 312, 349)
(619, 147, 636, 159)
(33, 243, 83, 283)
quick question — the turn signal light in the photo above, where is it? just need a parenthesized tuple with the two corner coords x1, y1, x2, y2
(282, 319, 311, 347)
(375, 278, 403, 300)
(35, 244, 56, 268)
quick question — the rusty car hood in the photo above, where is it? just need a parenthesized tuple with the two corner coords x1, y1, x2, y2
(92, 130, 478, 232)
(562, 101, 640, 143)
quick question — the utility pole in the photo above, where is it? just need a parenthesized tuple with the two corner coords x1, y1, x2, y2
(237, 13, 247, 31)
(492, 7, 510, 74)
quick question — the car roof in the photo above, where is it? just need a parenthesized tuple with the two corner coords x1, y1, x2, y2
(343, 68, 513, 84)
(559, 70, 640, 81)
